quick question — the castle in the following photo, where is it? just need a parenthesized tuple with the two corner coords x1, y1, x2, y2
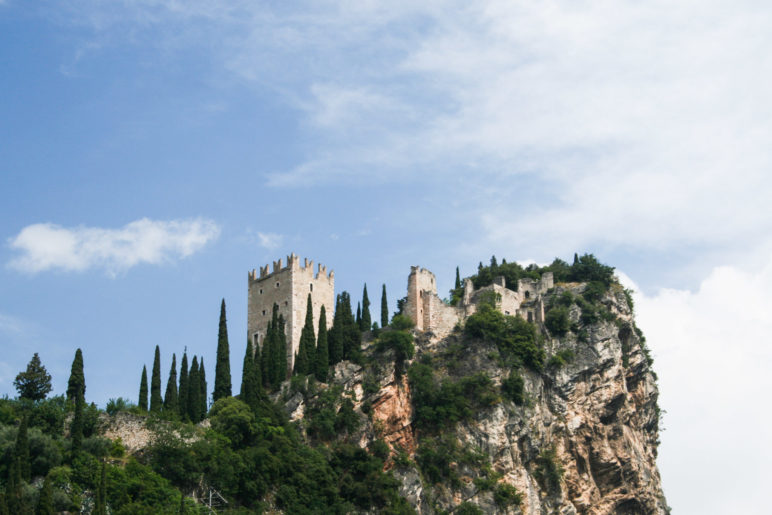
(404, 266, 553, 340)
(247, 253, 334, 373)
(247, 255, 553, 373)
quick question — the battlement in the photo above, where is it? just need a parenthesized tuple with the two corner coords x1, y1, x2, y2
(249, 252, 334, 283)
(248, 253, 335, 378)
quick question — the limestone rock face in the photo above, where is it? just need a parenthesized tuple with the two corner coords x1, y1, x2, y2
(310, 283, 668, 514)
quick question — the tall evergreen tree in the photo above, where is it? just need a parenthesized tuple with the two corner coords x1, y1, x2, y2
(14, 416, 30, 482)
(329, 295, 344, 365)
(14, 353, 52, 401)
(178, 352, 189, 419)
(455, 267, 462, 290)
(294, 294, 316, 376)
(5, 458, 21, 514)
(264, 304, 281, 388)
(315, 305, 329, 382)
(214, 299, 232, 402)
(138, 366, 148, 412)
(66, 348, 85, 405)
(339, 292, 360, 361)
(164, 354, 178, 414)
(381, 284, 389, 328)
(260, 321, 273, 389)
(187, 357, 200, 422)
(240, 339, 257, 408)
(356, 303, 361, 329)
(361, 284, 371, 331)
(150, 346, 163, 413)
(95, 461, 107, 515)
(71, 396, 84, 454)
(36, 475, 54, 515)
(198, 358, 208, 420)
(277, 315, 288, 382)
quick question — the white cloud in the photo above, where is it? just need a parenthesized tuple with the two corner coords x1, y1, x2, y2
(256, 232, 283, 250)
(7, 218, 220, 275)
(624, 258, 772, 514)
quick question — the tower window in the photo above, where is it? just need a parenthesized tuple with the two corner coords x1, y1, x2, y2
(284, 301, 288, 306)
(525, 291, 530, 299)
(262, 310, 266, 316)
(276, 282, 280, 288)
(259, 288, 263, 294)
(310, 283, 313, 291)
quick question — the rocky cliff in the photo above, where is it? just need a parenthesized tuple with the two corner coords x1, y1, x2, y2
(282, 281, 668, 514)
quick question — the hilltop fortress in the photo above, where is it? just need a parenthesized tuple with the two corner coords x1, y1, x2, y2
(405, 266, 553, 340)
(247, 253, 335, 372)
(248, 255, 553, 371)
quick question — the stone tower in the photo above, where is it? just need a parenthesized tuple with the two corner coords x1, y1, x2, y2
(247, 253, 334, 374)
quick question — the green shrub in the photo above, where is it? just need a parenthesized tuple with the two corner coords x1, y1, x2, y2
(377, 329, 415, 377)
(547, 349, 575, 369)
(533, 446, 564, 492)
(494, 483, 522, 507)
(408, 364, 499, 431)
(416, 435, 484, 488)
(390, 314, 415, 331)
(501, 371, 525, 405)
(557, 291, 574, 307)
(106, 398, 135, 416)
(464, 306, 544, 371)
(456, 502, 485, 514)
(545, 307, 570, 336)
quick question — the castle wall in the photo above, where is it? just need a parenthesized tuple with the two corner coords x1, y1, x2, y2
(407, 267, 555, 337)
(248, 254, 334, 376)
(405, 266, 460, 338)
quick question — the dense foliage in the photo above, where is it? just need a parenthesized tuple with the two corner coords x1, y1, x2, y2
(408, 361, 499, 432)
(464, 305, 545, 371)
(214, 298, 232, 402)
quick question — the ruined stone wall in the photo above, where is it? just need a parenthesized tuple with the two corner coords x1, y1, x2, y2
(248, 254, 334, 374)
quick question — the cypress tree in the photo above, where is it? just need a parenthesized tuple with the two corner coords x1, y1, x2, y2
(356, 303, 361, 329)
(329, 295, 344, 364)
(381, 284, 388, 328)
(164, 353, 178, 414)
(277, 315, 288, 383)
(214, 299, 232, 402)
(187, 357, 200, 422)
(14, 416, 30, 482)
(260, 321, 273, 389)
(71, 395, 84, 454)
(36, 475, 54, 515)
(66, 348, 85, 405)
(315, 305, 329, 382)
(339, 292, 360, 361)
(455, 267, 461, 290)
(5, 459, 21, 514)
(178, 352, 189, 419)
(198, 358, 208, 420)
(240, 339, 256, 408)
(150, 346, 162, 413)
(294, 294, 316, 376)
(361, 284, 371, 331)
(94, 461, 107, 515)
(138, 365, 148, 412)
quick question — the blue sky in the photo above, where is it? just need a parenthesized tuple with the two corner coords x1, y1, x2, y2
(2, 1, 772, 512)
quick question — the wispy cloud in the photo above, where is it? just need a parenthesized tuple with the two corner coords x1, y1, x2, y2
(256, 232, 283, 250)
(7, 218, 220, 275)
(46, 0, 772, 261)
